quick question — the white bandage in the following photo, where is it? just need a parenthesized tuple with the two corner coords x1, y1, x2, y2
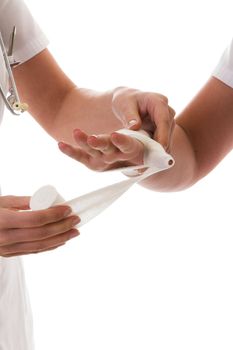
(116, 129, 173, 175)
(30, 129, 174, 227)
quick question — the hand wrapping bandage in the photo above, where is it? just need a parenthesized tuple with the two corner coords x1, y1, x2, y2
(30, 129, 175, 227)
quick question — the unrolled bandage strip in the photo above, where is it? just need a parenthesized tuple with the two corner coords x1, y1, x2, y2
(30, 129, 175, 227)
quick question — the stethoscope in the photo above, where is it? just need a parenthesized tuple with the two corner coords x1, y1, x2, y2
(0, 26, 28, 115)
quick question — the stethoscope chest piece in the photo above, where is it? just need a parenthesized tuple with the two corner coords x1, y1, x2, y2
(0, 26, 28, 115)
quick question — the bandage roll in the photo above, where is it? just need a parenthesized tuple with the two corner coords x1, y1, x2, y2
(30, 185, 65, 211)
(29, 179, 135, 227)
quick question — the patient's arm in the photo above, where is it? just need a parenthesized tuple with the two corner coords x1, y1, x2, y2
(140, 77, 233, 191)
(59, 77, 233, 192)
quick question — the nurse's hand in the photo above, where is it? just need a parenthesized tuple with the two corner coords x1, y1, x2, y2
(58, 87, 175, 171)
(0, 196, 80, 257)
(111, 87, 176, 151)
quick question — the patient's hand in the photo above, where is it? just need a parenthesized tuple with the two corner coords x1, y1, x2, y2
(58, 129, 144, 171)
(58, 87, 175, 172)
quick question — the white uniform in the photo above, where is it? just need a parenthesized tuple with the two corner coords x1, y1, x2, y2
(213, 39, 233, 88)
(0, 1, 48, 349)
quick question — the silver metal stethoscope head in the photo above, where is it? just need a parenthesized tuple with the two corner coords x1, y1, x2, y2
(0, 26, 28, 115)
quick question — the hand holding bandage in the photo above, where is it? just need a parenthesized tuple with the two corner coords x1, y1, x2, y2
(58, 87, 175, 171)
(30, 129, 174, 227)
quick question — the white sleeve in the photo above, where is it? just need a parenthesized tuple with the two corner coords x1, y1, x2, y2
(0, 0, 49, 64)
(212, 39, 233, 88)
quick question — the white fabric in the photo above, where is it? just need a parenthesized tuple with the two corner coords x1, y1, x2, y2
(0, 1, 48, 349)
(212, 38, 233, 88)
(30, 129, 175, 227)
(0, 258, 34, 350)
(0, 0, 49, 124)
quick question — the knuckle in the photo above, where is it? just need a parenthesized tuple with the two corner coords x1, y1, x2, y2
(159, 98, 169, 108)
(160, 95, 168, 104)
(154, 93, 168, 104)
(147, 93, 168, 105)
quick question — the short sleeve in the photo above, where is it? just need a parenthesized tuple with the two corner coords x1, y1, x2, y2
(0, 0, 49, 64)
(212, 39, 233, 88)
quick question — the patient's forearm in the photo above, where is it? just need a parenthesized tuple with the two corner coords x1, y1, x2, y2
(141, 77, 233, 192)
(140, 124, 198, 192)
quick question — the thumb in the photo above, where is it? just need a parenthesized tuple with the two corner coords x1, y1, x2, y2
(113, 106, 142, 130)
(112, 94, 142, 130)
(0, 196, 30, 210)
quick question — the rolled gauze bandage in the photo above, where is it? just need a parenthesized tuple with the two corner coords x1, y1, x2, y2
(30, 185, 65, 211)
(30, 129, 175, 227)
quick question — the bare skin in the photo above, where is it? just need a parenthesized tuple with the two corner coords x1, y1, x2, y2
(58, 77, 233, 192)
(0, 49, 175, 257)
(0, 196, 80, 257)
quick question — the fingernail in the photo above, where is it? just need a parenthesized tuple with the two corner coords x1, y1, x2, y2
(72, 216, 81, 226)
(64, 207, 72, 217)
(69, 229, 80, 238)
(128, 119, 137, 126)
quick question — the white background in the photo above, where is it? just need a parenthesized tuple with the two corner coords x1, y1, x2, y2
(0, 0, 233, 349)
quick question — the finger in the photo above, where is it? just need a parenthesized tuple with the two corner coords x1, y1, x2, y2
(166, 119, 176, 153)
(169, 106, 176, 117)
(112, 88, 142, 129)
(87, 135, 117, 154)
(73, 129, 101, 157)
(141, 115, 155, 136)
(58, 142, 90, 164)
(0, 205, 73, 229)
(100, 132, 144, 166)
(0, 196, 30, 210)
(0, 215, 80, 246)
(137, 93, 175, 150)
(153, 107, 175, 151)
(59, 141, 110, 171)
(110, 132, 144, 156)
(1, 242, 66, 257)
(0, 228, 79, 257)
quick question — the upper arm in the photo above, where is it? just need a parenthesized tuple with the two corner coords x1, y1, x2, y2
(176, 77, 233, 180)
